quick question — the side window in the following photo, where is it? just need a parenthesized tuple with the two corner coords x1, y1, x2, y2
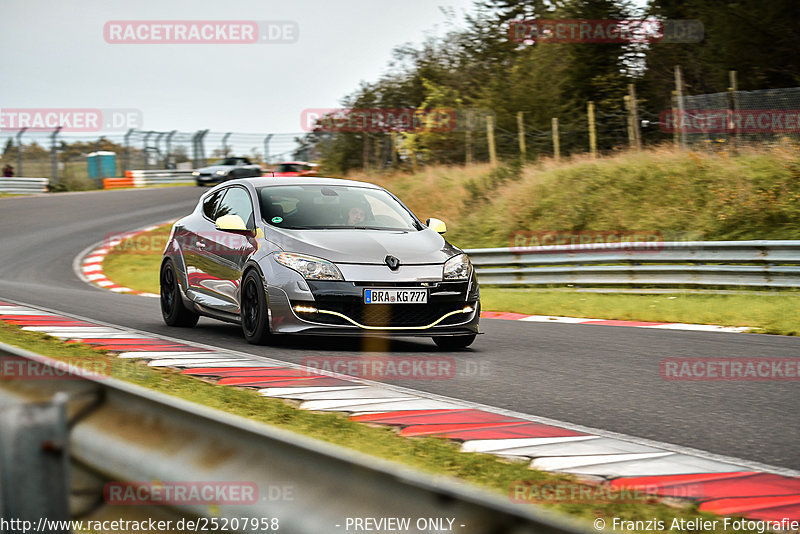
(202, 190, 223, 220)
(216, 187, 255, 228)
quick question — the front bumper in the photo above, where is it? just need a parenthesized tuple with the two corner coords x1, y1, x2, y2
(267, 279, 480, 336)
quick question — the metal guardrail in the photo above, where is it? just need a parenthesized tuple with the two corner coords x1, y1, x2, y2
(464, 241, 800, 288)
(128, 169, 196, 185)
(103, 170, 196, 189)
(0, 342, 588, 534)
(0, 177, 49, 193)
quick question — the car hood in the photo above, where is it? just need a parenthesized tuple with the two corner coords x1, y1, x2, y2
(267, 228, 461, 264)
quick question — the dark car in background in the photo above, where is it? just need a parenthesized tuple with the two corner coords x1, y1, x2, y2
(160, 176, 480, 348)
(193, 157, 263, 186)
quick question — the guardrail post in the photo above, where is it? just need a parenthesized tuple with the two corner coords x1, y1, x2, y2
(0, 393, 71, 532)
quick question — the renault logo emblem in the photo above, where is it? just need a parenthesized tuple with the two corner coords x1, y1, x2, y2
(385, 255, 400, 271)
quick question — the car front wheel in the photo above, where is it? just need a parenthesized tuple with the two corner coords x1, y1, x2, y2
(432, 334, 476, 350)
(241, 269, 272, 344)
(160, 259, 199, 327)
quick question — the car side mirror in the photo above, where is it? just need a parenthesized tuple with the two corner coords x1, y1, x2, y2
(215, 214, 253, 236)
(426, 217, 447, 234)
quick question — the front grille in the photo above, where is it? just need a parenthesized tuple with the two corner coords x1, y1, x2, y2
(293, 300, 471, 328)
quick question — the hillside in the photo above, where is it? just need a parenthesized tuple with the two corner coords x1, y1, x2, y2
(345, 145, 800, 249)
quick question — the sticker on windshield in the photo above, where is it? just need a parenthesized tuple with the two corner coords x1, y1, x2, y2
(271, 216, 283, 224)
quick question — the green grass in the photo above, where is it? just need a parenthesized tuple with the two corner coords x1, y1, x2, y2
(0, 320, 762, 531)
(480, 289, 800, 335)
(102, 225, 172, 293)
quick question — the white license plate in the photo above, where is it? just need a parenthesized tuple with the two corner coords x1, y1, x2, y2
(364, 288, 427, 304)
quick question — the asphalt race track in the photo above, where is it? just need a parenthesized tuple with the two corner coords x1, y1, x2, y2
(1, 187, 798, 471)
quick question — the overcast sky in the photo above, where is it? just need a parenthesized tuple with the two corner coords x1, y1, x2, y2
(1, 0, 475, 151)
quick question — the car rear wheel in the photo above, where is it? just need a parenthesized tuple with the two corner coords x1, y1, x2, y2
(160, 259, 199, 327)
(241, 269, 272, 344)
(432, 334, 476, 350)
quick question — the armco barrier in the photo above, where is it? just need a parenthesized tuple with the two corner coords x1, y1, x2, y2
(103, 169, 196, 189)
(0, 341, 587, 534)
(0, 177, 49, 193)
(464, 241, 800, 288)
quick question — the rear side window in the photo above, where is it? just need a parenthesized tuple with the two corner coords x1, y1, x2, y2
(202, 190, 223, 220)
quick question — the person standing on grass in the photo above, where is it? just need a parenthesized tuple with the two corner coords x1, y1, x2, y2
(2, 164, 13, 177)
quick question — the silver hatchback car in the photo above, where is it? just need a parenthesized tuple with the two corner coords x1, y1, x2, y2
(160, 177, 480, 348)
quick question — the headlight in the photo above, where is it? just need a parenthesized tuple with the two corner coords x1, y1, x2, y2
(443, 253, 471, 280)
(215, 170, 226, 175)
(192, 171, 199, 176)
(274, 252, 344, 281)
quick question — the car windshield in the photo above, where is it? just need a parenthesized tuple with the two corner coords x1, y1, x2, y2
(258, 185, 421, 231)
(215, 158, 245, 166)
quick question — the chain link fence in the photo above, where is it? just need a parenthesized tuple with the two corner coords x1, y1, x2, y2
(0, 129, 309, 190)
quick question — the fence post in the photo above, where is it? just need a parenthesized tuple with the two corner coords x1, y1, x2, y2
(375, 134, 382, 170)
(15, 128, 26, 177)
(587, 101, 597, 158)
(154, 132, 165, 168)
(221, 132, 232, 157)
(143, 131, 154, 169)
(671, 91, 679, 148)
(628, 83, 641, 150)
(94, 140, 102, 181)
(551, 117, 560, 161)
(728, 70, 738, 152)
(465, 110, 474, 165)
(165, 130, 177, 168)
(517, 111, 526, 163)
(487, 115, 497, 166)
(123, 128, 133, 174)
(263, 134, 273, 166)
(363, 134, 370, 172)
(624, 95, 634, 148)
(50, 127, 61, 184)
(390, 132, 398, 168)
(674, 65, 686, 150)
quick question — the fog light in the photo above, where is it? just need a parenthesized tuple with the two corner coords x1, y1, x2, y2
(462, 306, 474, 313)
(294, 305, 318, 314)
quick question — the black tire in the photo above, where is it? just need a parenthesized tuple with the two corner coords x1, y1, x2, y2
(240, 269, 272, 345)
(160, 259, 199, 327)
(432, 334, 476, 350)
